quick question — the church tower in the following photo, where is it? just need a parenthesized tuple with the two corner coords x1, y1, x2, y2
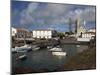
(75, 18, 86, 37)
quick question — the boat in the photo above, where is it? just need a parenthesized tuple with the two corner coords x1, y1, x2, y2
(52, 52, 67, 56)
(32, 45, 40, 51)
(15, 44, 32, 52)
(56, 45, 60, 48)
(12, 48, 17, 53)
(17, 50, 27, 53)
(16, 54, 27, 60)
(47, 46, 53, 49)
(33, 47, 40, 51)
(76, 45, 80, 47)
(49, 47, 62, 51)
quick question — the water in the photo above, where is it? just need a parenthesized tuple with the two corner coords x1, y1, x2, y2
(12, 44, 88, 73)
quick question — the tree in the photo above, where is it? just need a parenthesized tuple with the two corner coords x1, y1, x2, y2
(57, 32, 65, 39)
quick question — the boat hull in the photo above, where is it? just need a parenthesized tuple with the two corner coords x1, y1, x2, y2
(52, 52, 67, 56)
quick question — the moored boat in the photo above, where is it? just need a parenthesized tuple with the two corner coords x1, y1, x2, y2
(76, 45, 80, 47)
(15, 44, 32, 52)
(33, 47, 40, 51)
(32, 45, 40, 51)
(12, 48, 17, 53)
(16, 54, 27, 60)
(49, 47, 62, 51)
(47, 46, 53, 49)
(52, 52, 67, 56)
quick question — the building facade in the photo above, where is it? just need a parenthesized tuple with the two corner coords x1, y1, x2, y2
(32, 29, 56, 39)
(82, 32, 95, 39)
(16, 28, 32, 38)
(11, 27, 32, 39)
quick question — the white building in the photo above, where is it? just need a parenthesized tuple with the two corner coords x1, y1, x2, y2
(16, 28, 32, 38)
(11, 27, 33, 39)
(12, 27, 17, 36)
(32, 29, 54, 39)
(82, 32, 95, 39)
(77, 32, 95, 42)
(81, 28, 96, 39)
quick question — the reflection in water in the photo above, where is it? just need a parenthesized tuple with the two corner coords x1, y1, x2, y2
(61, 44, 77, 56)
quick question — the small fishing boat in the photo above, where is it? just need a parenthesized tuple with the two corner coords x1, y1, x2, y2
(12, 48, 17, 53)
(17, 50, 27, 53)
(15, 44, 32, 52)
(47, 46, 53, 49)
(33, 47, 40, 51)
(16, 54, 27, 60)
(49, 47, 62, 51)
(32, 45, 40, 51)
(52, 52, 67, 56)
(76, 45, 80, 47)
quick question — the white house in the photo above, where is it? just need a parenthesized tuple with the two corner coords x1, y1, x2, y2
(82, 32, 95, 39)
(81, 28, 96, 39)
(32, 29, 53, 39)
(77, 32, 95, 42)
(16, 28, 32, 38)
(12, 27, 33, 39)
(12, 27, 17, 36)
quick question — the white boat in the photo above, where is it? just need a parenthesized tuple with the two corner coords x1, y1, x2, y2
(16, 54, 27, 60)
(49, 47, 62, 51)
(12, 48, 17, 53)
(56, 45, 60, 48)
(76, 45, 80, 47)
(15, 44, 32, 52)
(32, 45, 40, 51)
(52, 52, 67, 56)
(47, 46, 53, 49)
(17, 50, 27, 53)
(33, 47, 40, 51)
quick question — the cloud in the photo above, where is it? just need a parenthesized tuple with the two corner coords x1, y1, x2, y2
(27, 3, 38, 13)
(20, 3, 39, 25)
(66, 6, 96, 24)
(80, 7, 96, 22)
(12, 2, 96, 30)
(19, 3, 75, 25)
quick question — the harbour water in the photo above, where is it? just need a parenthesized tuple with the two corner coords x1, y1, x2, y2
(12, 44, 88, 74)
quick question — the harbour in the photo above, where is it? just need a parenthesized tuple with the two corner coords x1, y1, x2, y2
(12, 43, 89, 74)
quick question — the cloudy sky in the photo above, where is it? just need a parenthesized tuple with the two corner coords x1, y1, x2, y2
(11, 1, 96, 32)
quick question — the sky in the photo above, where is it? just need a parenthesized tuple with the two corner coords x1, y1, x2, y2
(11, 1, 96, 32)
